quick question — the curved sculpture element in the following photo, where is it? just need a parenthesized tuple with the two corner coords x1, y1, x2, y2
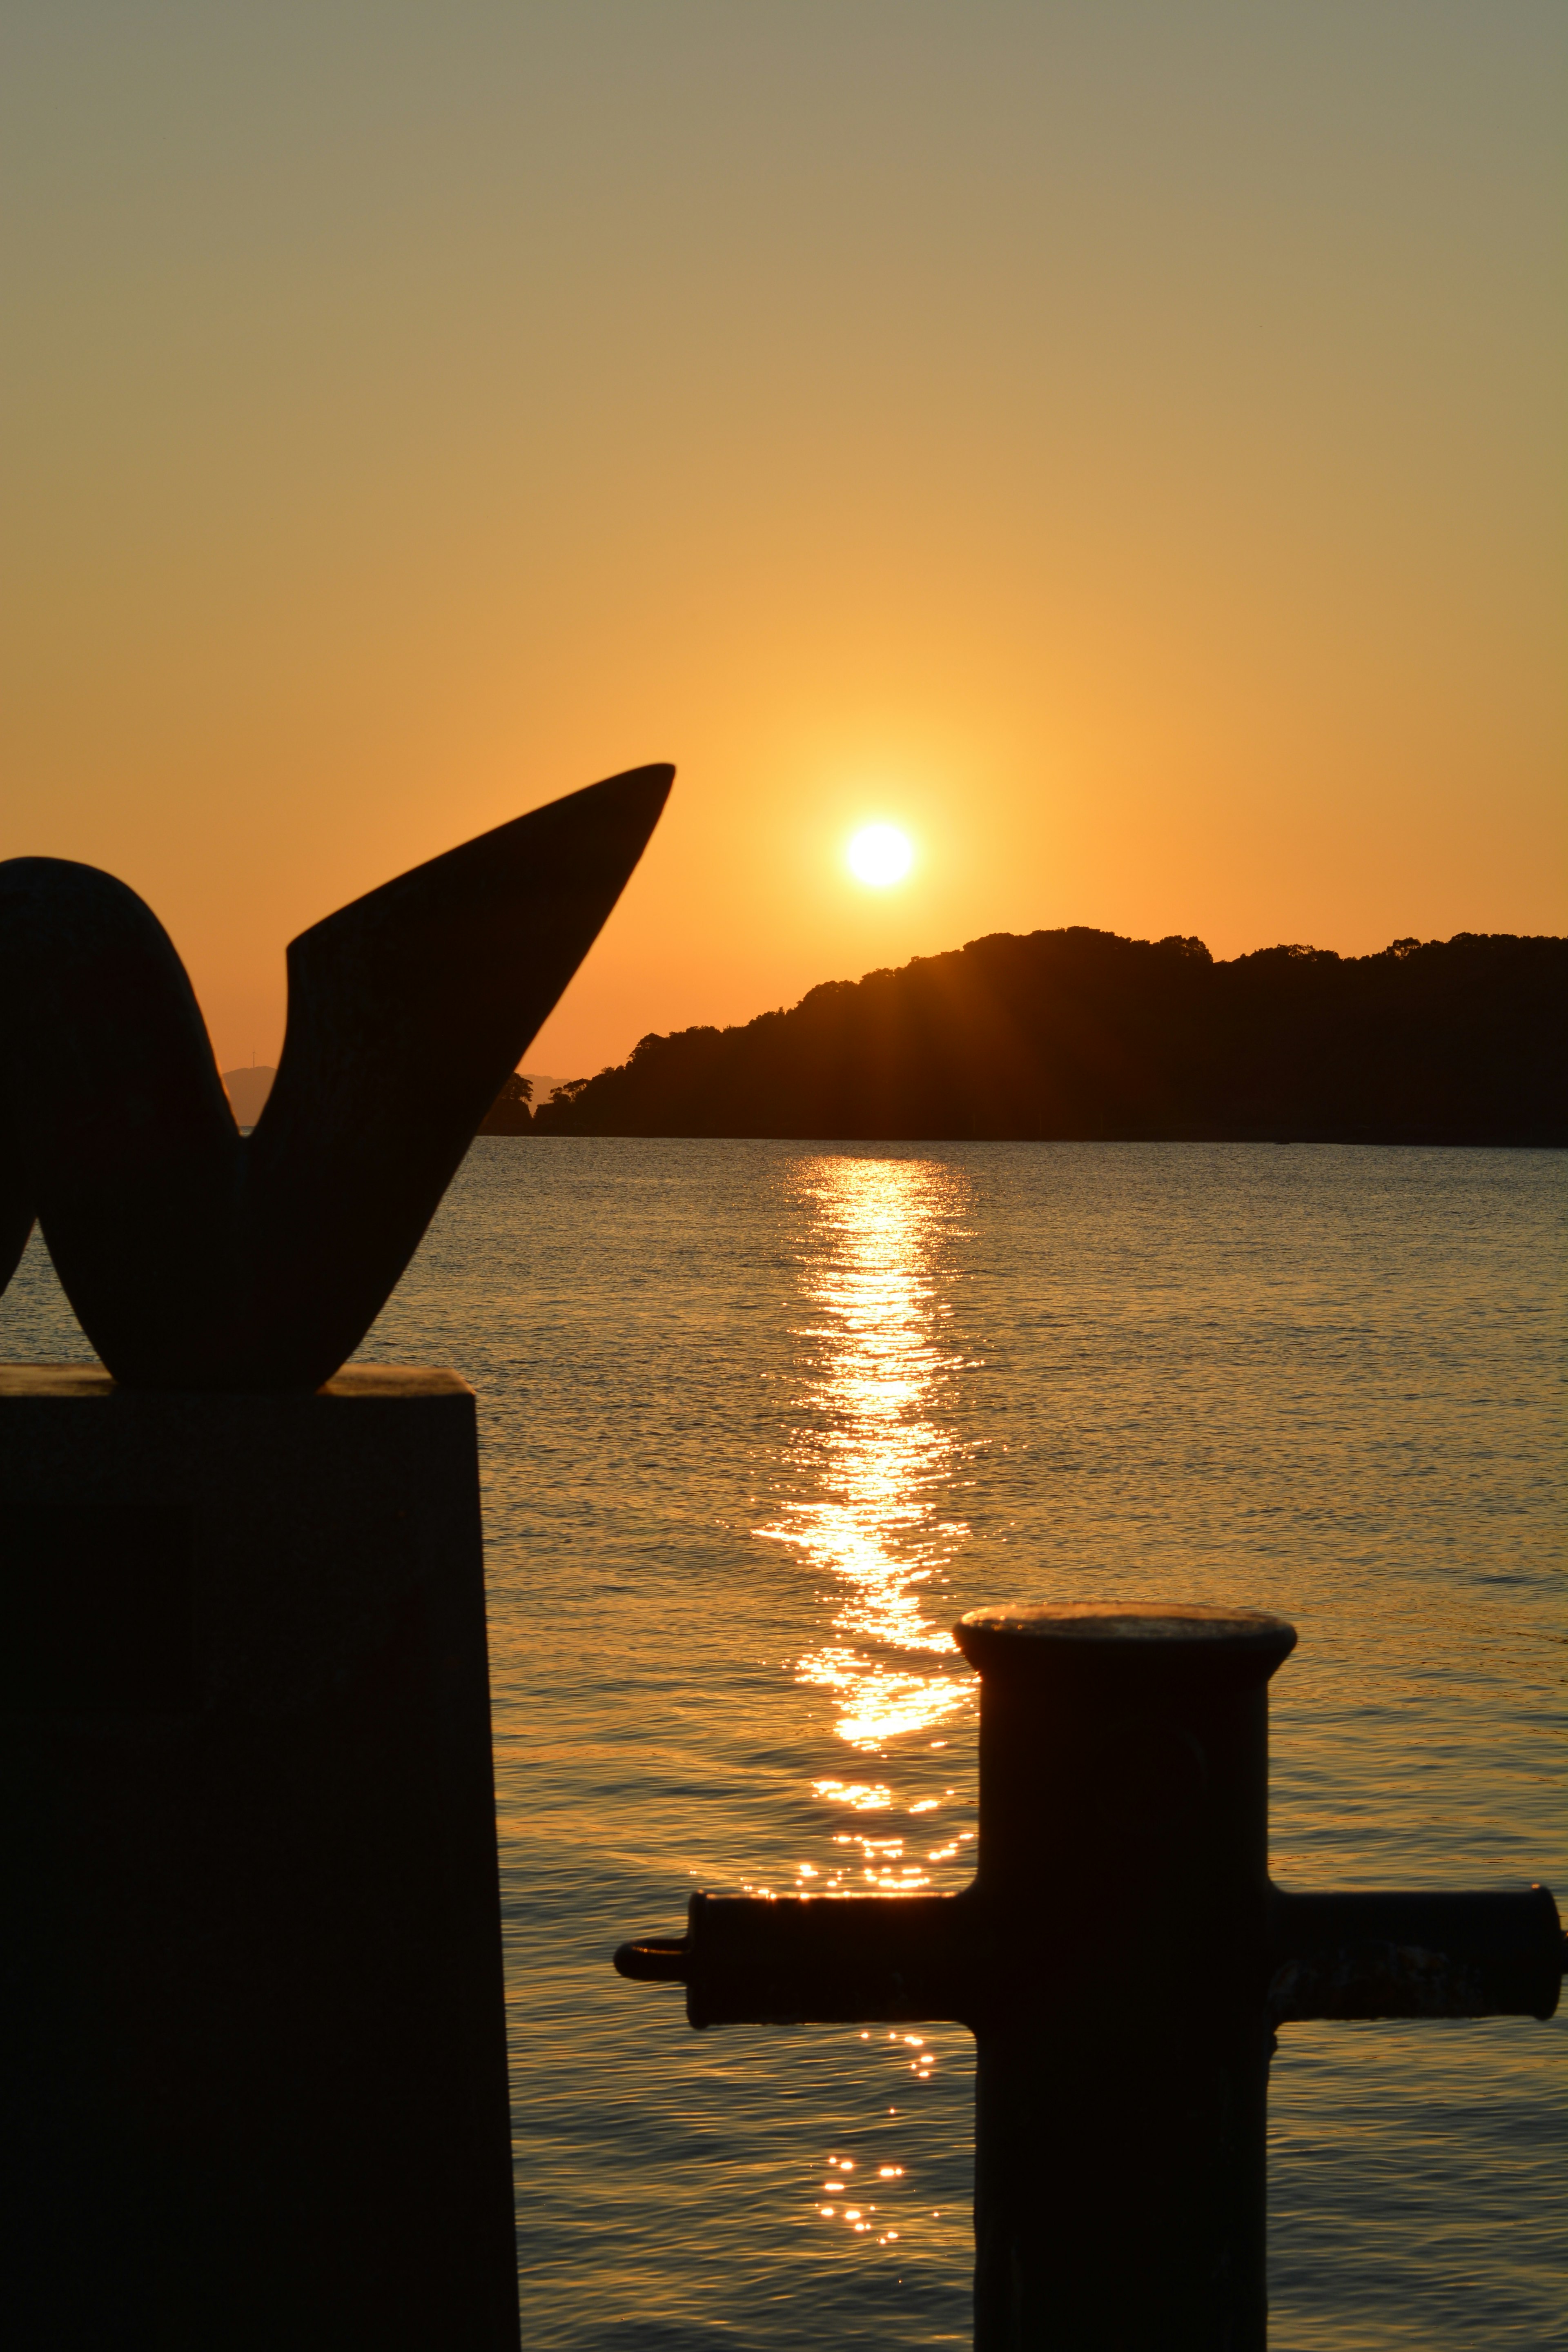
(0, 763, 673, 1390)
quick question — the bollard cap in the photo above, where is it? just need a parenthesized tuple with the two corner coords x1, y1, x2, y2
(955, 1602, 1297, 1680)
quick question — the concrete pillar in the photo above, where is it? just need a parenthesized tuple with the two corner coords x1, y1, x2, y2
(0, 1365, 519, 2350)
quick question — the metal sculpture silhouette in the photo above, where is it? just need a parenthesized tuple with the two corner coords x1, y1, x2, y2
(0, 762, 672, 1389)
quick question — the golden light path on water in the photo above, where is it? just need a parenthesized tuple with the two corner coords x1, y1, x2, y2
(755, 1158, 980, 1907)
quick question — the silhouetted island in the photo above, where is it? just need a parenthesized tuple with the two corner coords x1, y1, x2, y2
(495, 929, 1565, 1146)
(478, 1071, 533, 1133)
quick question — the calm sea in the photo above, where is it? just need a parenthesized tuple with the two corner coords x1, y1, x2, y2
(4, 1141, 1563, 2348)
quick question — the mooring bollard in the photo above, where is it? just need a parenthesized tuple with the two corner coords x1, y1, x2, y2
(615, 1604, 1565, 2351)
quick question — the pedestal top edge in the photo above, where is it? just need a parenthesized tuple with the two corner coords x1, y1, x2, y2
(0, 1363, 474, 1402)
(958, 1601, 1297, 1649)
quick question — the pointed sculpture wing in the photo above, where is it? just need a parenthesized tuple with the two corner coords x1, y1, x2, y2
(0, 763, 672, 1389)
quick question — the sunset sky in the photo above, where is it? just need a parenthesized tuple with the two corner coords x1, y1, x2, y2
(4, 2, 1562, 1082)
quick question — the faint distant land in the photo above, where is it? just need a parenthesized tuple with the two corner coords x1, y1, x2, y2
(221, 1065, 276, 1127)
(527, 929, 1566, 1147)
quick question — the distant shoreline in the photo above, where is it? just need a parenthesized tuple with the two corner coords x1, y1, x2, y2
(482, 1131, 1565, 1149)
(513, 926, 1567, 1151)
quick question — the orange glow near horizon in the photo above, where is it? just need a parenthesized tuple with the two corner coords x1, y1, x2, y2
(1, 11, 1561, 1080)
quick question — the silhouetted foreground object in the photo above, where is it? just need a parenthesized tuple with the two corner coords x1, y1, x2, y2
(0, 762, 672, 1388)
(0, 1368, 521, 2348)
(616, 1605, 1565, 2352)
(533, 927, 1566, 1144)
(0, 767, 671, 2347)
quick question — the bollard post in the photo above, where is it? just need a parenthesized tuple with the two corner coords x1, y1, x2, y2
(963, 1605, 1288, 2347)
(615, 1604, 1565, 2351)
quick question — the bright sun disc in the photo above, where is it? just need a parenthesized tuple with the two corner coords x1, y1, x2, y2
(847, 825, 914, 887)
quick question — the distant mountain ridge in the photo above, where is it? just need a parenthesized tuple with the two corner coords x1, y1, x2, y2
(523, 928, 1566, 1146)
(220, 1066, 276, 1127)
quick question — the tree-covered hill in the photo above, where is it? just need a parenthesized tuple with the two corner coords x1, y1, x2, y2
(522, 928, 1566, 1145)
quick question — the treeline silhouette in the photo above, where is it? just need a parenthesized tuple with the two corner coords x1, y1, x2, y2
(503, 929, 1564, 1145)
(478, 1072, 532, 1133)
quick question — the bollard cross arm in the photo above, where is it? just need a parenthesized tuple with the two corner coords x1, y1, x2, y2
(1267, 1882, 1564, 2025)
(615, 1888, 989, 2029)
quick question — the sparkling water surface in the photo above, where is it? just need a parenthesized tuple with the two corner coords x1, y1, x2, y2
(4, 1140, 1562, 2348)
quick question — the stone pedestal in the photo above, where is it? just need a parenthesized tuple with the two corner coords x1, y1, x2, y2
(0, 1366, 519, 2350)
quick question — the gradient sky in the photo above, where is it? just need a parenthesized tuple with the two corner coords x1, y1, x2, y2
(4, 2, 1562, 1080)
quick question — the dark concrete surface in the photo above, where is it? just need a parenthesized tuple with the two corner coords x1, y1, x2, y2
(0, 1366, 519, 2350)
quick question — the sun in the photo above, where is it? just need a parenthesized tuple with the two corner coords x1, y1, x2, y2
(846, 824, 914, 888)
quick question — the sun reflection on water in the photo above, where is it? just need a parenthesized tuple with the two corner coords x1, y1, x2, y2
(748, 1158, 980, 2247)
(755, 1157, 979, 1765)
